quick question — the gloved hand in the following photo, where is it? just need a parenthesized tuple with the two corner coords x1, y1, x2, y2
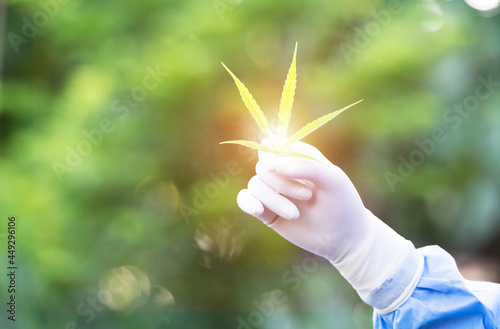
(237, 141, 424, 313)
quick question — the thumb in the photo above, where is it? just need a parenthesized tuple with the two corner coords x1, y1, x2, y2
(258, 140, 331, 173)
(273, 142, 339, 187)
(274, 156, 336, 187)
(256, 138, 277, 171)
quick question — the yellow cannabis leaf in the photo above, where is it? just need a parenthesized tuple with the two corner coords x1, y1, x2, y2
(278, 151, 325, 164)
(279, 99, 363, 151)
(277, 42, 297, 140)
(220, 43, 362, 163)
(219, 140, 275, 153)
(221, 63, 274, 145)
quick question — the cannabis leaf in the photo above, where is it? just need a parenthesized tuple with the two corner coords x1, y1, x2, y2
(221, 63, 275, 146)
(219, 140, 275, 153)
(279, 99, 363, 151)
(220, 43, 362, 163)
(277, 43, 297, 140)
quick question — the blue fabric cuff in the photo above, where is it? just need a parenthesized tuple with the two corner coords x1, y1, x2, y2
(373, 245, 500, 328)
(365, 241, 424, 313)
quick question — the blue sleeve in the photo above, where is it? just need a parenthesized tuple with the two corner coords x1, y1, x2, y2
(373, 245, 500, 329)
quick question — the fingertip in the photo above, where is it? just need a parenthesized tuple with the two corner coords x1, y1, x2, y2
(289, 208, 300, 221)
(294, 187, 313, 200)
(252, 205, 265, 216)
(257, 151, 276, 172)
(237, 189, 264, 216)
(274, 155, 328, 185)
(273, 156, 298, 176)
(278, 203, 300, 221)
(255, 162, 264, 176)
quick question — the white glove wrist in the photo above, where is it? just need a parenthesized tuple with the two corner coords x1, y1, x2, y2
(330, 210, 424, 312)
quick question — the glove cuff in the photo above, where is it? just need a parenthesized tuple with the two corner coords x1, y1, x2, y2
(330, 210, 424, 312)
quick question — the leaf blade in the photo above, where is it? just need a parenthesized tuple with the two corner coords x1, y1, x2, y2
(221, 63, 274, 143)
(280, 99, 363, 151)
(219, 140, 276, 153)
(279, 151, 326, 165)
(277, 42, 298, 138)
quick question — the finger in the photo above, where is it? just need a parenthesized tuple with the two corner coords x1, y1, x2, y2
(274, 156, 335, 186)
(254, 206, 281, 227)
(258, 140, 333, 178)
(258, 149, 276, 172)
(280, 141, 329, 162)
(272, 141, 342, 187)
(237, 189, 264, 217)
(237, 189, 281, 226)
(256, 162, 312, 200)
(247, 176, 300, 221)
(258, 138, 279, 172)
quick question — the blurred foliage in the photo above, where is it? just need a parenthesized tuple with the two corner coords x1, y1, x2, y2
(0, 0, 499, 328)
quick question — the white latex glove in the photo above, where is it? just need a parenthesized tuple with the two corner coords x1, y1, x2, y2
(237, 141, 424, 313)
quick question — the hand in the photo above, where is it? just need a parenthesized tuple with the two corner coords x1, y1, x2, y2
(237, 141, 423, 312)
(237, 141, 371, 262)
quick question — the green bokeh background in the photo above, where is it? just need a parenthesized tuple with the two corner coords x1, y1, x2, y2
(1, 0, 499, 328)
